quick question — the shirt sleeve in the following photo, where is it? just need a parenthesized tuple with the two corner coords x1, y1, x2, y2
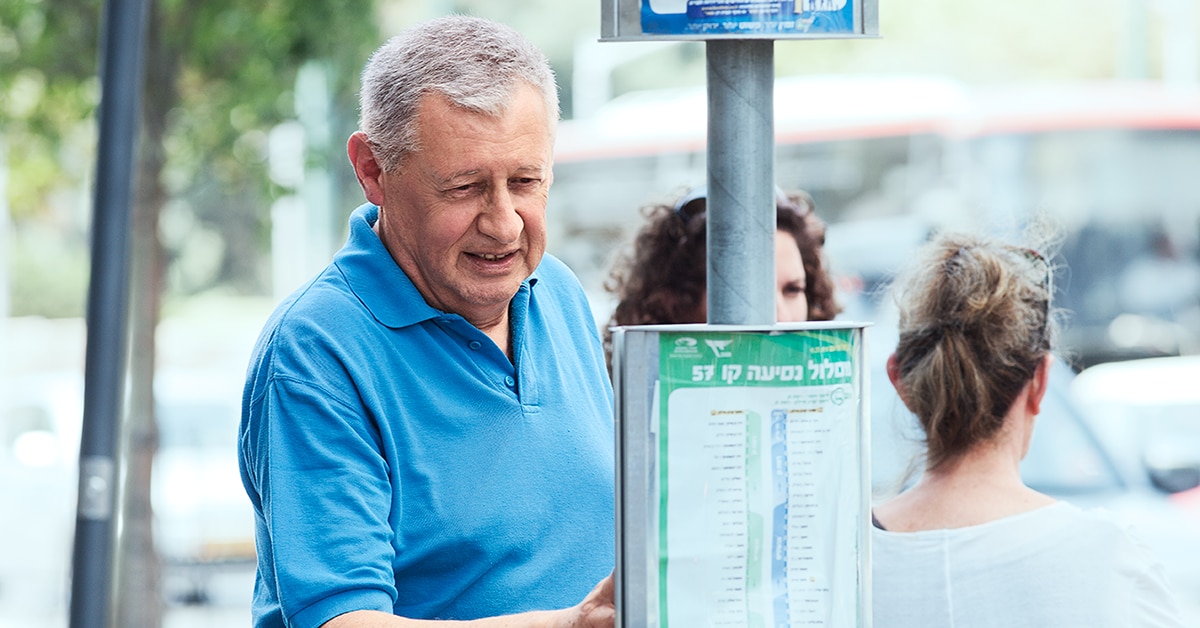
(1119, 524, 1188, 628)
(250, 374, 398, 628)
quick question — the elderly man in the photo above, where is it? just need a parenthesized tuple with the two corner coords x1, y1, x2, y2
(239, 16, 615, 628)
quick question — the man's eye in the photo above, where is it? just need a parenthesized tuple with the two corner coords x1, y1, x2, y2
(444, 184, 477, 197)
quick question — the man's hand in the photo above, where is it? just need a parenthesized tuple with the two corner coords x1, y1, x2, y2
(557, 573, 614, 628)
(322, 574, 616, 628)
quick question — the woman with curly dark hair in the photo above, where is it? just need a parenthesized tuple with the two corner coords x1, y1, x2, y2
(603, 186, 841, 361)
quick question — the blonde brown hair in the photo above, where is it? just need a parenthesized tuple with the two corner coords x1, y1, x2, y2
(890, 230, 1058, 470)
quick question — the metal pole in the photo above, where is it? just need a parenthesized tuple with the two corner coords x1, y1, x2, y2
(71, 0, 148, 625)
(705, 39, 775, 325)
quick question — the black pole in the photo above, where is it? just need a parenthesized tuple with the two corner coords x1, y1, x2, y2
(70, 0, 148, 625)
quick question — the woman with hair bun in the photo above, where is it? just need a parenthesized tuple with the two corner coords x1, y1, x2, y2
(871, 231, 1185, 627)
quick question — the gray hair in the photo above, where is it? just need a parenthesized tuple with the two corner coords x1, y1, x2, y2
(358, 15, 560, 172)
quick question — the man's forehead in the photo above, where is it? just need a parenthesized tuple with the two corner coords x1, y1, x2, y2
(414, 83, 555, 125)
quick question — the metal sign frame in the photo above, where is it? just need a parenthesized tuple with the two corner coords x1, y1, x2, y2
(613, 322, 872, 628)
(602, 0, 879, 41)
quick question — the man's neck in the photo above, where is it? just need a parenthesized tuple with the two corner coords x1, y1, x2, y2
(373, 214, 514, 360)
(476, 313, 512, 361)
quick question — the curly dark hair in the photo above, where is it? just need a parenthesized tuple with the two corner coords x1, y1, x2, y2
(603, 188, 842, 361)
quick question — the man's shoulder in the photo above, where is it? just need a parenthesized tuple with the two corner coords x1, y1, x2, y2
(274, 269, 362, 325)
(533, 253, 577, 283)
(252, 268, 375, 360)
(530, 254, 593, 310)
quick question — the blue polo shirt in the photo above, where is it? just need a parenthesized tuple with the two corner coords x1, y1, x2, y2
(239, 204, 615, 628)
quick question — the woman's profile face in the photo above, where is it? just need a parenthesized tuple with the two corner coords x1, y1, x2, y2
(775, 230, 808, 322)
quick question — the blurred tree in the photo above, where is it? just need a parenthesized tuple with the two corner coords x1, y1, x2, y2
(119, 1, 377, 624)
(1, 0, 103, 317)
(4, 0, 376, 625)
(375, 0, 602, 116)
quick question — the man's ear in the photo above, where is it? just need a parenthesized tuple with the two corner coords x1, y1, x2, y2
(886, 353, 908, 404)
(347, 131, 386, 206)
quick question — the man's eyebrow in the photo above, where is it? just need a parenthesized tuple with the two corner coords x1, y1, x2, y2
(436, 169, 482, 185)
(512, 163, 550, 176)
(435, 163, 549, 185)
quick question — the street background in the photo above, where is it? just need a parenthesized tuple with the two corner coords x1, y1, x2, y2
(4, 0, 1200, 626)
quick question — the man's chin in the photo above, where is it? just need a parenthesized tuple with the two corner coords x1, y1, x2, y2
(453, 278, 526, 310)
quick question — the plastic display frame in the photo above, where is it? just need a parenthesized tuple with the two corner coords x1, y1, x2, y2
(612, 322, 872, 628)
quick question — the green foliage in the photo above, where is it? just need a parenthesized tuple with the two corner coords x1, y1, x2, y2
(148, 0, 377, 296)
(0, 0, 100, 81)
(3, 0, 379, 316)
(2, 0, 101, 227)
(7, 224, 90, 318)
(177, 0, 376, 291)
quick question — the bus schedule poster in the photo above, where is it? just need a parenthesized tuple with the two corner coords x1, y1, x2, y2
(644, 0, 859, 37)
(612, 324, 870, 628)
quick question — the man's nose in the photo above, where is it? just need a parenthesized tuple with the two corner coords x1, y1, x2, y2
(477, 187, 522, 243)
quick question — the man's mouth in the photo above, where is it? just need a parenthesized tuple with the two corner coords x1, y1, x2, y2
(475, 251, 516, 261)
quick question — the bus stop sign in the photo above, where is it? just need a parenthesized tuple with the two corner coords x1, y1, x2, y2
(602, 0, 879, 41)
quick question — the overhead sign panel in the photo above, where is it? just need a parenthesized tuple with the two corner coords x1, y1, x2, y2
(602, 0, 878, 40)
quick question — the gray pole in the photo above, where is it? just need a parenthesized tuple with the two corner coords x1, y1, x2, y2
(705, 39, 775, 326)
(70, 0, 148, 625)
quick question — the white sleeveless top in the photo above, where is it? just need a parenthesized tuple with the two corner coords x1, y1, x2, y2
(872, 502, 1185, 627)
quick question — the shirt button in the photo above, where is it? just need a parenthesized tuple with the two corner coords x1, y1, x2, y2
(468, 340, 482, 351)
(505, 376, 516, 387)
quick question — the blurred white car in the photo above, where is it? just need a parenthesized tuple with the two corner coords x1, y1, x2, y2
(0, 367, 253, 613)
(1070, 355, 1200, 490)
(152, 369, 256, 603)
(1068, 355, 1200, 617)
(0, 371, 81, 625)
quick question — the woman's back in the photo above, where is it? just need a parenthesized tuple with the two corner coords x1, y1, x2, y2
(872, 502, 1183, 628)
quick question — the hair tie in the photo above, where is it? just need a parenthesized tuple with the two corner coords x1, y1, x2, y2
(673, 186, 708, 222)
(673, 184, 794, 221)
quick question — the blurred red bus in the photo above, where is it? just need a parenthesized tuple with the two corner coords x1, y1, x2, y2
(548, 75, 1200, 367)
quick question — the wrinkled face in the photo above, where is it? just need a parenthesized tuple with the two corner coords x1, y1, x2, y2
(374, 85, 553, 327)
(775, 230, 808, 322)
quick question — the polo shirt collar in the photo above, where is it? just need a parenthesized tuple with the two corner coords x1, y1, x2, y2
(335, 204, 540, 330)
